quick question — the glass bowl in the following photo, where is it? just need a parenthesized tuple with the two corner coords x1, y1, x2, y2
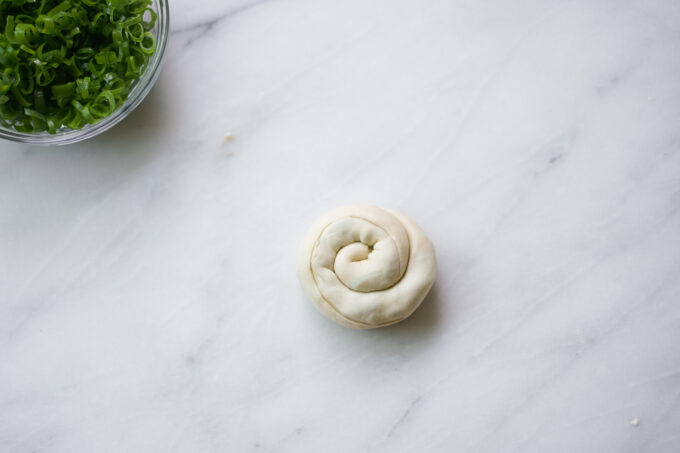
(0, 0, 169, 146)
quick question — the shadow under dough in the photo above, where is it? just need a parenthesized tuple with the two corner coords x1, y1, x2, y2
(383, 281, 443, 337)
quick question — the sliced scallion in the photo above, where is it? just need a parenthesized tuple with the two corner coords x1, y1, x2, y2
(0, 0, 158, 134)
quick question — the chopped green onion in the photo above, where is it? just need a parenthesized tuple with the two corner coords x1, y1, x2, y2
(51, 81, 75, 99)
(0, 0, 158, 134)
(139, 32, 155, 54)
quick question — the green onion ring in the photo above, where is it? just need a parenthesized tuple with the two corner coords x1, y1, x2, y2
(0, 0, 158, 133)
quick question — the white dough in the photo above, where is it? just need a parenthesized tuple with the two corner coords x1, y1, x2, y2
(297, 205, 437, 329)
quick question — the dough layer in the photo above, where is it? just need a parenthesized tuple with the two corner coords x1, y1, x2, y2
(297, 205, 437, 329)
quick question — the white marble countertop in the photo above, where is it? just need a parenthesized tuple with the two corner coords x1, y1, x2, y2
(2, 1, 680, 452)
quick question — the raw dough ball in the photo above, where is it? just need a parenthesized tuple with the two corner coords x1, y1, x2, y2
(297, 205, 437, 329)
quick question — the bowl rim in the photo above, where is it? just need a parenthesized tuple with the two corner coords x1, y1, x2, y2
(0, 0, 170, 146)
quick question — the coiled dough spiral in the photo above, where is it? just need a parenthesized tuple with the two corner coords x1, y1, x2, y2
(297, 205, 437, 329)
